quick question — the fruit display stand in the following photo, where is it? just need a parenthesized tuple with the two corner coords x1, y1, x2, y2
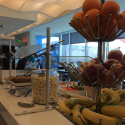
(69, 0, 125, 109)
(53, 0, 125, 125)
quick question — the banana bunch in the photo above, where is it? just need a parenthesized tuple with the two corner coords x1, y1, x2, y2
(58, 89, 125, 125)
(101, 88, 120, 105)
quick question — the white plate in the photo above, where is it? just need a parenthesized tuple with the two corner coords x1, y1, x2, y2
(59, 88, 67, 95)
(59, 88, 75, 95)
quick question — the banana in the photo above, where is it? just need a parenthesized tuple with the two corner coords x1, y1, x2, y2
(103, 88, 120, 105)
(101, 105, 125, 119)
(101, 89, 108, 104)
(88, 104, 96, 112)
(102, 95, 110, 104)
(120, 98, 125, 102)
(111, 117, 121, 124)
(116, 90, 124, 94)
(101, 98, 105, 104)
(65, 99, 74, 108)
(58, 100, 72, 116)
(72, 98, 93, 107)
(95, 94, 105, 105)
(64, 93, 95, 105)
(118, 102, 125, 106)
(66, 98, 94, 108)
(89, 120, 122, 125)
(89, 122, 98, 125)
(101, 89, 105, 98)
(71, 104, 89, 125)
(117, 90, 125, 101)
(82, 108, 117, 125)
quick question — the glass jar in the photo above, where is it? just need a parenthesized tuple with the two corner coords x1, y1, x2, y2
(31, 69, 59, 104)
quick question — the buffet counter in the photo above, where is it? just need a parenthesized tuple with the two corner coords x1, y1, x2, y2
(0, 85, 73, 125)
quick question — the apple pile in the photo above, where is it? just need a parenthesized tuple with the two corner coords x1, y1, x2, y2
(80, 49, 125, 87)
(71, 0, 125, 40)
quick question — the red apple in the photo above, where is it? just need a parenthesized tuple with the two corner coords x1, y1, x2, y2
(108, 49, 123, 62)
(121, 54, 125, 67)
(90, 58, 105, 66)
(99, 69, 115, 87)
(80, 70, 96, 85)
(110, 64, 125, 79)
(86, 61, 104, 79)
(104, 59, 120, 70)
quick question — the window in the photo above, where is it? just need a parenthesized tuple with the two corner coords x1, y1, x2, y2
(60, 45, 70, 63)
(109, 39, 125, 54)
(87, 42, 98, 59)
(36, 35, 59, 68)
(70, 43, 85, 67)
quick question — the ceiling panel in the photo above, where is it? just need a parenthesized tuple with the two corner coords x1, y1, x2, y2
(39, 2, 70, 17)
(0, 0, 25, 11)
(59, 0, 85, 9)
(3, 0, 125, 36)
(20, 2, 46, 11)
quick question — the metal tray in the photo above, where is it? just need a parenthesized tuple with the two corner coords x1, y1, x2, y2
(5, 78, 31, 87)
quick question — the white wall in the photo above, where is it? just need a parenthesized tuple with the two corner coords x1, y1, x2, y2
(15, 32, 30, 46)
(30, 30, 36, 45)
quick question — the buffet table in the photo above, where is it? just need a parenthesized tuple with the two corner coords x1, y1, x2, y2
(0, 86, 73, 125)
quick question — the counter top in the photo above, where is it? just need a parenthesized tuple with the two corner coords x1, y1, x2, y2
(0, 86, 73, 125)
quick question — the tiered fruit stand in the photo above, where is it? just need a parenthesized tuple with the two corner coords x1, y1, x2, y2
(57, 0, 125, 125)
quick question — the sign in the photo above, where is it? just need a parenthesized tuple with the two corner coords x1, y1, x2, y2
(18, 38, 21, 42)
(18, 38, 26, 42)
(23, 38, 26, 42)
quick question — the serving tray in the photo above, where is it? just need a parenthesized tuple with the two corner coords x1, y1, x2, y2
(5, 78, 31, 87)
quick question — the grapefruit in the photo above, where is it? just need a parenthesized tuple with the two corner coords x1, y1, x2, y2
(84, 9, 102, 28)
(83, 26, 98, 39)
(101, 1, 120, 21)
(100, 19, 118, 36)
(82, 0, 101, 14)
(72, 11, 85, 30)
(116, 14, 122, 22)
(118, 13, 125, 30)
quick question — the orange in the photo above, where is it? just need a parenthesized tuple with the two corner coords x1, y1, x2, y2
(82, 0, 101, 14)
(100, 19, 118, 37)
(83, 26, 98, 39)
(72, 11, 85, 30)
(101, 1, 120, 21)
(122, 10, 125, 14)
(84, 9, 102, 29)
(116, 14, 122, 21)
(118, 13, 125, 30)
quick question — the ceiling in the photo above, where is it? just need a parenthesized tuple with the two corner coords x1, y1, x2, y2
(32, 8, 82, 36)
(0, 0, 124, 36)
(4, 0, 85, 36)
(29, 0, 125, 36)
